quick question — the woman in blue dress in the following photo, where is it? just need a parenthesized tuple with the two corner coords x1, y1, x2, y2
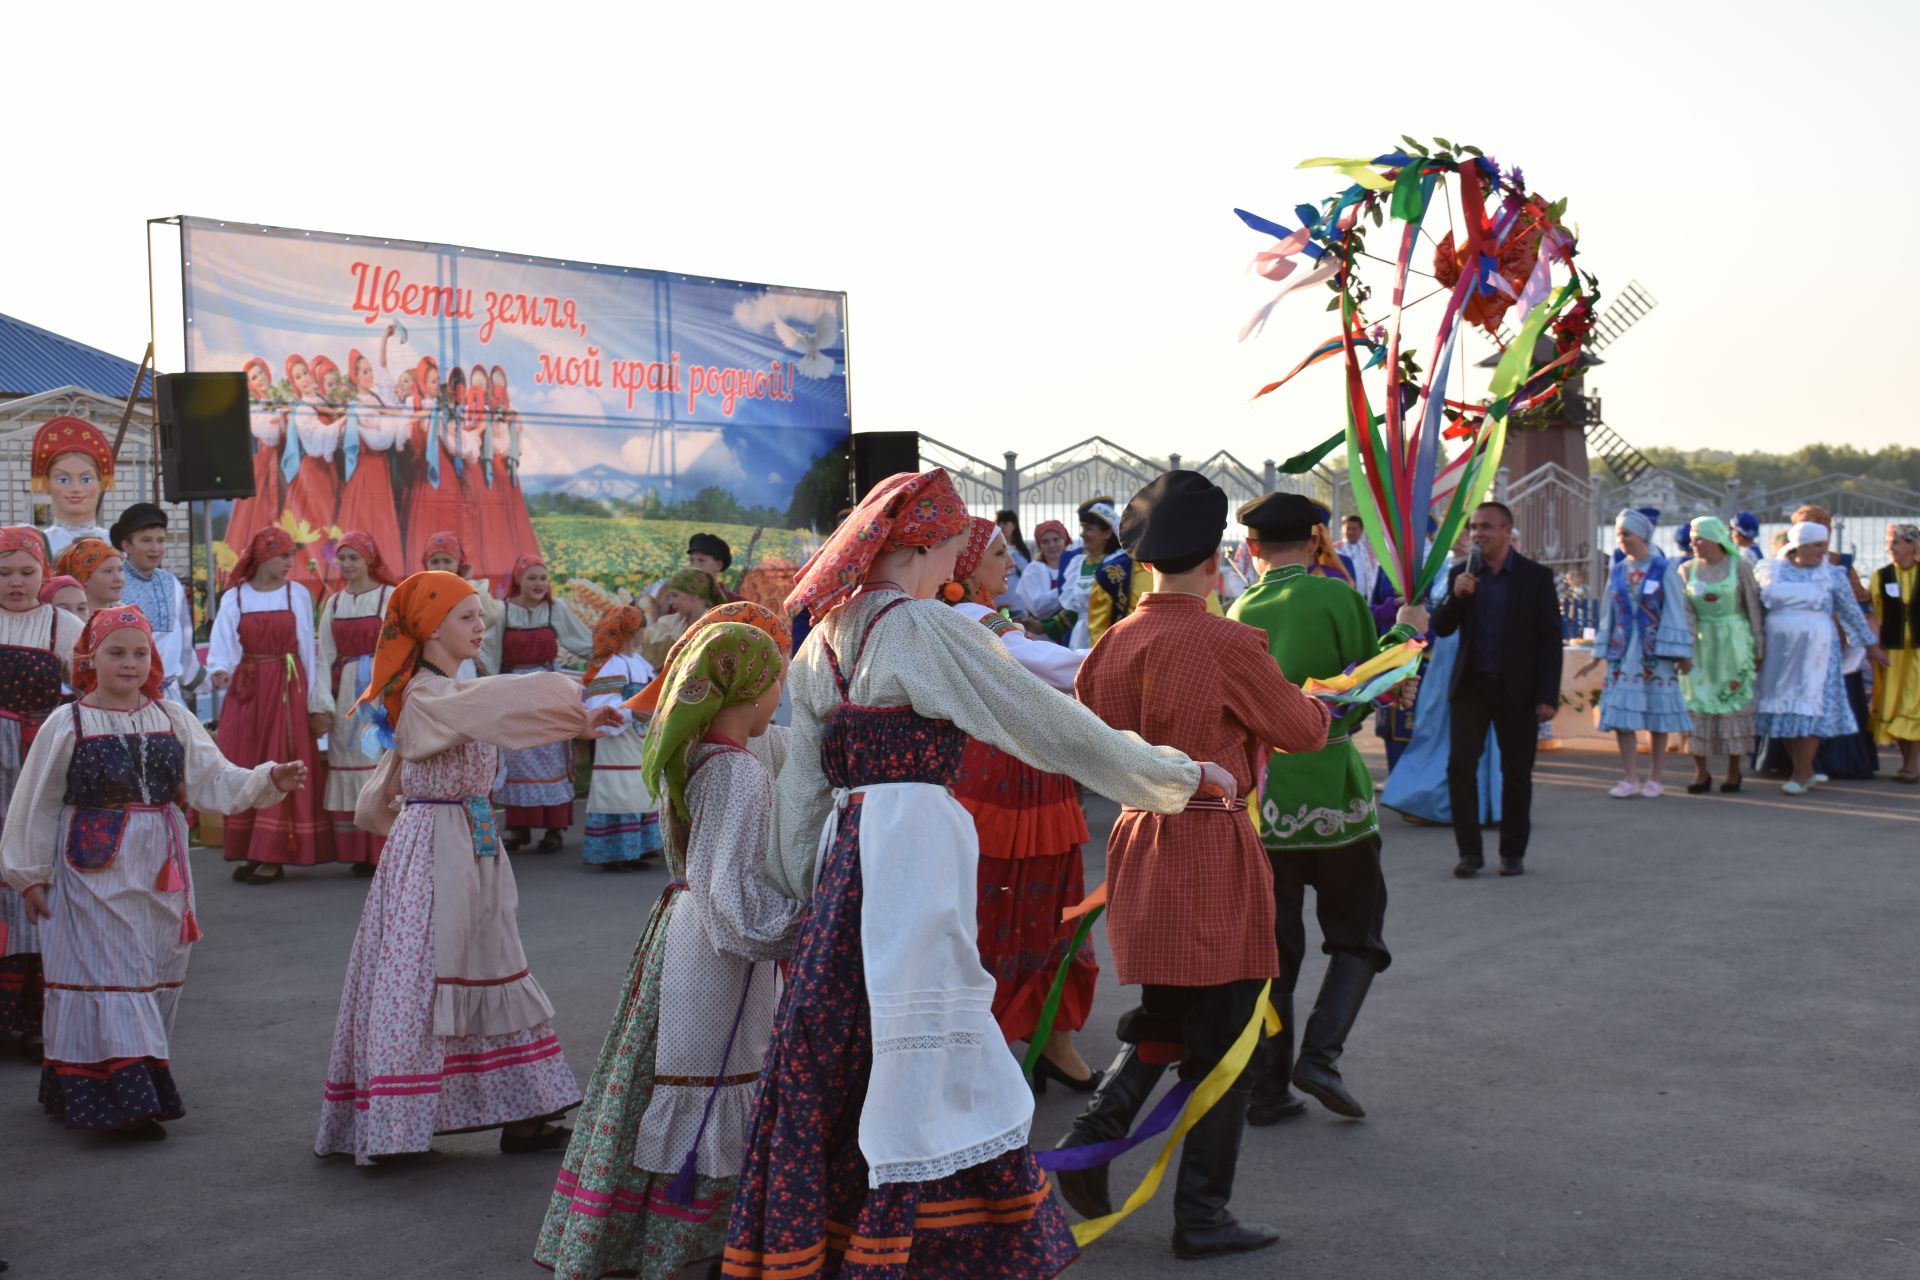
(1578, 509, 1694, 798)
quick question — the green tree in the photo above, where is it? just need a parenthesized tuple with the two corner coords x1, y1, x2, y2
(787, 442, 853, 533)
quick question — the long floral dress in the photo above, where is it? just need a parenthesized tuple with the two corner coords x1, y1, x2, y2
(314, 670, 589, 1164)
(536, 737, 802, 1279)
(1596, 554, 1694, 734)
(1680, 557, 1764, 757)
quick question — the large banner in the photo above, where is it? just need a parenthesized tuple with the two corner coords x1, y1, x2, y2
(180, 218, 850, 607)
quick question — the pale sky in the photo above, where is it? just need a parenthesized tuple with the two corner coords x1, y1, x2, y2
(5, 1, 1911, 471)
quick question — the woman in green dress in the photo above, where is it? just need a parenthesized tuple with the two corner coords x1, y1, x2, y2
(1681, 517, 1765, 793)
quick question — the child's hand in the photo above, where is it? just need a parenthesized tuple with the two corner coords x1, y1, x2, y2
(22, 884, 51, 923)
(270, 761, 308, 793)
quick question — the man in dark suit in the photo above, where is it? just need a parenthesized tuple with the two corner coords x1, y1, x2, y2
(1431, 501, 1564, 878)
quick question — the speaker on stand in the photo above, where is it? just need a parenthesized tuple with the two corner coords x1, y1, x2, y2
(154, 371, 259, 640)
(851, 431, 920, 498)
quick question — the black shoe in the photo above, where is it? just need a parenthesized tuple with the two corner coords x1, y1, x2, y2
(1247, 994, 1306, 1126)
(1054, 1045, 1168, 1219)
(1031, 1054, 1101, 1095)
(1453, 856, 1483, 879)
(352, 862, 377, 877)
(537, 829, 565, 854)
(1686, 779, 1712, 794)
(1291, 954, 1375, 1120)
(1498, 857, 1525, 876)
(500, 1122, 570, 1154)
(503, 829, 531, 853)
(1170, 1085, 1280, 1260)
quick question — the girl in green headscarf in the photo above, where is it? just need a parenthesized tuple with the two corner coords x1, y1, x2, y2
(536, 622, 802, 1280)
(1680, 516, 1765, 793)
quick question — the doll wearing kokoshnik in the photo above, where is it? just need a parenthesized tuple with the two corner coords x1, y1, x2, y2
(0, 528, 84, 1061)
(0, 605, 306, 1139)
(30, 416, 114, 562)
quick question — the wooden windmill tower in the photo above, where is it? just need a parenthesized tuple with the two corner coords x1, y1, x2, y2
(1483, 281, 1659, 486)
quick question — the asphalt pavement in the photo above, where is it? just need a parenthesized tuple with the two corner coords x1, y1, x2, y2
(2, 739, 1916, 1279)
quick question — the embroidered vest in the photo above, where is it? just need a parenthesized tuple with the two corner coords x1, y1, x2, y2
(1605, 551, 1671, 663)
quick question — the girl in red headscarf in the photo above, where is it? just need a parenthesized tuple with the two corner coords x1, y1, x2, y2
(225, 357, 288, 558)
(314, 532, 401, 872)
(206, 527, 334, 882)
(333, 346, 405, 579)
(939, 519, 1103, 1089)
(487, 366, 543, 563)
(403, 359, 473, 573)
(2, 605, 304, 1139)
(724, 471, 1217, 1280)
(578, 604, 662, 870)
(313, 571, 622, 1166)
(0, 527, 83, 1060)
(483, 555, 594, 853)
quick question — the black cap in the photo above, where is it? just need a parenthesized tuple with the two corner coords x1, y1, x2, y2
(1118, 471, 1228, 564)
(1236, 492, 1327, 543)
(109, 502, 169, 550)
(687, 532, 732, 571)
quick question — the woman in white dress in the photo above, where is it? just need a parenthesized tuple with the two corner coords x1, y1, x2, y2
(1753, 521, 1874, 794)
(314, 532, 401, 872)
(579, 605, 662, 870)
(2, 605, 303, 1138)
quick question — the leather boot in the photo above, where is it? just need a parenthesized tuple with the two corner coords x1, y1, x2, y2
(1170, 1083, 1280, 1260)
(1245, 994, 1306, 1126)
(1290, 953, 1375, 1119)
(1053, 1044, 1167, 1219)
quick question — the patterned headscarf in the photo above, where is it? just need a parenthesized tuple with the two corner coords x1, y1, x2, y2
(30, 416, 115, 492)
(662, 567, 725, 609)
(1891, 522, 1920, 547)
(72, 605, 165, 703)
(639, 622, 782, 821)
(228, 526, 297, 588)
(352, 571, 478, 731)
(38, 574, 81, 605)
(947, 517, 1005, 606)
(626, 600, 794, 715)
(336, 530, 399, 586)
(419, 530, 470, 575)
(504, 554, 549, 602)
(1034, 519, 1070, 552)
(0, 526, 50, 575)
(784, 468, 971, 618)
(57, 537, 121, 585)
(585, 604, 647, 684)
(1689, 516, 1738, 559)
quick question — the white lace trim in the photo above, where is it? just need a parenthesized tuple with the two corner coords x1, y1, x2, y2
(873, 1030, 985, 1055)
(867, 1119, 1032, 1188)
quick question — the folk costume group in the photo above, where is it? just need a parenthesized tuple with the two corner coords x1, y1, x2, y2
(9, 415, 1916, 1278)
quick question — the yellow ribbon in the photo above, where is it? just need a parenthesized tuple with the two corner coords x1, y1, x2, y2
(1301, 637, 1427, 695)
(1070, 980, 1281, 1247)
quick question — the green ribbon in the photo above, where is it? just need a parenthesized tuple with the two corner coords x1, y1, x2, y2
(1021, 904, 1106, 1081)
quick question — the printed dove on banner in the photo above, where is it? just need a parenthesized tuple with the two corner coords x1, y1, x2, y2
(773, 314, 839, 379)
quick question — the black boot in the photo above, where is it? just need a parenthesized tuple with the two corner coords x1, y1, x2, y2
(1290, 953, 1376, 1119)
(1246, 994, 1306, 1126)
(1053, 1045, 1167, 1220)
(1170, 1084, 1280, 1260)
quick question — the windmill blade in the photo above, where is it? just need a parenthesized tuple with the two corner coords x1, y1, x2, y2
(1588, 281, 1658, 352)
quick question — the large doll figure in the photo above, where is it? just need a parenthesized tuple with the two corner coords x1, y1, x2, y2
(31, 416, 115, 561)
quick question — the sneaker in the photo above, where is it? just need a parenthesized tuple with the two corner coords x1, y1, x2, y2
(1639, 780, 1664, 798)
(1813, 773, 1829, 785)
(1781, 779, 1813, 796)
(1608, 779, 1640, 798)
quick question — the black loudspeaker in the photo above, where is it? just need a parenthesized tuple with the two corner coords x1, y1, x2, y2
(155, 372, 256, 502)
(852, 431, 920, 498)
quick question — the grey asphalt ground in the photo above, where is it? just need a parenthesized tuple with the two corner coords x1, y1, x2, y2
(3, 738, 1917, 1279)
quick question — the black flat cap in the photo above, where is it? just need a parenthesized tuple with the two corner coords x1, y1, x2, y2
(1119, 470, 1228, 564)
(109, 502, 169, 549)
(687, 532, 732, 570)
(1236, 492, 1328, 543)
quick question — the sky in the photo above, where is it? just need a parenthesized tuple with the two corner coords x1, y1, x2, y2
(4, 1, 1913, 474)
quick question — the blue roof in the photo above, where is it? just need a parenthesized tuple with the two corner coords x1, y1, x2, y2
(0, 312, 151, 399)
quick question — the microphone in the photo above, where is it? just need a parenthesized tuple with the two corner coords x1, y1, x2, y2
(1466, 547, 1484, 577)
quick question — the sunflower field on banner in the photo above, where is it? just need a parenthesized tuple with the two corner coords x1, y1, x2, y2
(1237, 138, 1600, 603)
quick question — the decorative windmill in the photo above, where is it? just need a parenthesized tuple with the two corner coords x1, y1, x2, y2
(1487, 280, 1659, 485)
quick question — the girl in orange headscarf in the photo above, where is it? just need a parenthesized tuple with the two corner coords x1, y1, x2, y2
(55, 538, 125, 617)
(206, 527, 333, 882)
(225, 357, 288, 557)
(0, 526, 82, 1058)
(2, 605, 303, 1139)
(579, 604, 663, 870)
(313, 531, 401, 873)
(314, 570, 621, 1166)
